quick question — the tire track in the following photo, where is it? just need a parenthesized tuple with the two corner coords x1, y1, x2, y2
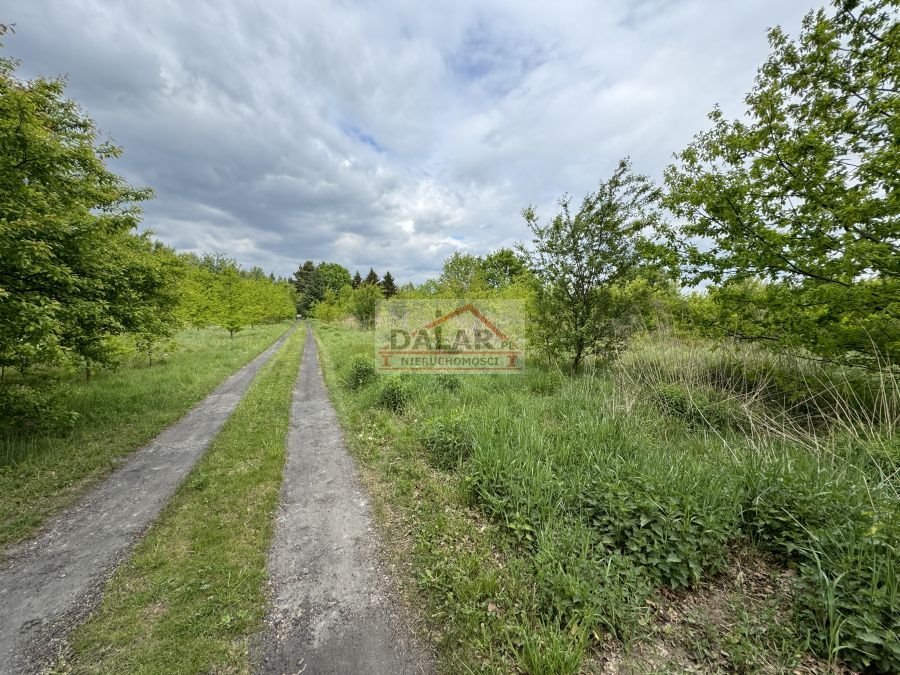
(0, 325, 295, 675)
(255, 326, 431, 675)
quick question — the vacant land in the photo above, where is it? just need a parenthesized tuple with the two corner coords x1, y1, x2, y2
(313, 321, 898, 674)
(55, 326, 304, 674)
(0, 323, 290, 549)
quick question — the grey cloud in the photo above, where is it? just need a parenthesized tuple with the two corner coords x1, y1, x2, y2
(5, 0, 819, 282)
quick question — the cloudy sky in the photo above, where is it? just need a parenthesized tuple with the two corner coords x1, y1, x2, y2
(6, 0, 818, 282)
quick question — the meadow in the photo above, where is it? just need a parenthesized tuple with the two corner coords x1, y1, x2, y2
(313, 321, 899, 674)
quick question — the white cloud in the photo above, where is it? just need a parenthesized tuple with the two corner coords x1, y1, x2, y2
(6, 0, 819, 282)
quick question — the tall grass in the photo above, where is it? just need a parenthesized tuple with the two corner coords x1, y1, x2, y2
(314, 323, 898, 673)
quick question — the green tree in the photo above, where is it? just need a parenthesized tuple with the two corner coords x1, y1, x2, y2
(292, 260, 324, 315)
(521, 159, 662, 370)
(363, 268, 380, 286)
(481, 248, 529, 289)
(350, 283, 382, 329)
(380, 270, 398, 298)
(664, 0, 899, 364)
(351, 270, 362, 289)
(316, 262, 352, 293)
(215, 266, 247, 338)
(439, 252, 487, 295)
(0, 51, 177, 376)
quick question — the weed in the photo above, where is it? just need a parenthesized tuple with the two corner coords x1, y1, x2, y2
(377, 376, 410, 413)
(344, 354, 378, 390)
(418, 413, 476, 470)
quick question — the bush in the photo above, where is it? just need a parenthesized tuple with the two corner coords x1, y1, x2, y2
(581, 468, 737, 589)
(419, 413, 476, 470)
(377, 376, 410, 413)
(344, 355, 377, 390)
(0, 382, 78, 434)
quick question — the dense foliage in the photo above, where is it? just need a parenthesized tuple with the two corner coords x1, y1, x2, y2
(665, 0, 899, 365)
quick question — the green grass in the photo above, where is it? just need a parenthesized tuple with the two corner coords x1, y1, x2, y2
(312, 321, 899, 674)
(0, 323, 291, 549)
(56, 325, 304, 674)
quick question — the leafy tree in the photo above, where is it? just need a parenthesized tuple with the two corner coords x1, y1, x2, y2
(0, 51, 178, 376)
(521, 159, 662, 370)
(350, 283, 382, 329)
(175, 254, 219, 329)
(363, 268, 380, 286)
(316, 262, 352, 293)
(482, 248, 529, 289)
(215, 265, 246, 338)
(664, 0, 899, 365)
(352, 270, 362, 289)
(380, 270, 398, 298)
(439, 252, 487, 295)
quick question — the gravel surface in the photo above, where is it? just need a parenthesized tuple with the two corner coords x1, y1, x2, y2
(254, 326, 432, 675)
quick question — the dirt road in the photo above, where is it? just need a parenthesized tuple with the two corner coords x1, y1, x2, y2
(254, 327, 432, 675)
(0, 327, 294, 675)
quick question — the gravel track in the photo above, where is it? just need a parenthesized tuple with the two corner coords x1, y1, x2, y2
(254, 326, 432, 675)
(0, 326, 294, 675)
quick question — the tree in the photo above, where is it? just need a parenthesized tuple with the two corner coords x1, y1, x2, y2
(482, 248, 529, 289)
(316, 262, 352, 293)
(352, 270, 362, 289)
(521, 159, 662, 370)
(363, 268, 380, 286)
(439, 252, 487, 295)
(664, 0, 899, 365)
(215, 266, 247, 338)
(176, 254, 218, 329)
(292, 260, 323, 315)
(350, 283, 382, 329)
(380, 270, 398, 298)
(0, 52, 178, 376)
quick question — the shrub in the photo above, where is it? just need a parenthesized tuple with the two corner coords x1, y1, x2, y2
(419, 413, 476, 470)
(344, 355, 377, 390)
(581, 468, 737, 589)
(0, 382, 78, 434)
(377, 376, 410, 413)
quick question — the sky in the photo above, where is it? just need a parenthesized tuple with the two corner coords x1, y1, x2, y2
(5, 0, 819, 283)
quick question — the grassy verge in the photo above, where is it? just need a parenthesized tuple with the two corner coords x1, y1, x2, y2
(312, 322, 898, 674)
(56, 325, 304, 674)
(0, 323, 291, 549)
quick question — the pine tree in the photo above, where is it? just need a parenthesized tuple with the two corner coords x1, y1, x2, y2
(363, 268, 380, 286)
(351, 270, 362, 289)
(380, 271, 398, 298)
